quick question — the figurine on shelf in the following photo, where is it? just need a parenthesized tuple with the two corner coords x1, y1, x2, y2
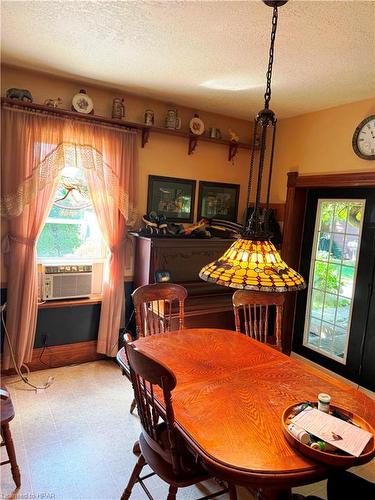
(44, 97, 62, 108)
(165, 108, 181, 130)
(112, 98, 125, 120)
(144, 109, 154, 126)
(209, 127, 222, 139)
(141, 212, 168, 236)
(182, 219, 209, 237)
(228, 128, 240, 143)
(6, 88, 33, 102)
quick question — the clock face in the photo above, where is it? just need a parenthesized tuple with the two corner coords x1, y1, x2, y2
(352, 115, 375, 160)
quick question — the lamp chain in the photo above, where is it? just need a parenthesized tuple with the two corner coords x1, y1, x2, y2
(245, 118, 258, 217)
(264, 5, 279, 109)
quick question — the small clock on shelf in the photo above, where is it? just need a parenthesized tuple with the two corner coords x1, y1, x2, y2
(71, 89, 94, 114)
(352, 115, 375, 161)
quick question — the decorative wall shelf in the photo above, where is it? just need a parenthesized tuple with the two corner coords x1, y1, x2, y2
(1, 97, 253, 161)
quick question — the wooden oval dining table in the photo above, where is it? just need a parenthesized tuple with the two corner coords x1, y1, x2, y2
(117, 328, 375, 500)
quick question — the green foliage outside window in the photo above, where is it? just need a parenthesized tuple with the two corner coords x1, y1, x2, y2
(320, 201, 361, 232)
(37, 223, 81, 258)
(314, 261, 343, 295)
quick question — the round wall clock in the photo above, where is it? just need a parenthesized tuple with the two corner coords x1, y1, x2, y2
(72, 89, 94, 114)
(352, 115, 375, 160)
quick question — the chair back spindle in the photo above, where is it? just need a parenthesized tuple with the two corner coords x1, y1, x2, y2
(132, 283, 187, 338)
(233, 291, 285, 350)
(125, 341, 182, 476)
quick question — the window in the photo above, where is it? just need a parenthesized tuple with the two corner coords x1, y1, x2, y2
(37, 166, 107, 262)
(303, 199, 365, 363)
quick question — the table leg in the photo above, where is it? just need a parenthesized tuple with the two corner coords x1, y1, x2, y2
(2, 423, 21, 488)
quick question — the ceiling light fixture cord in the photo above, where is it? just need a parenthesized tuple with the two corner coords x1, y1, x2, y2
(245, 4, 279, 233)
(245, 118, 258, 217)
(252, 119, 268, 229)
(266, 120, 277, 210)
(244, 2, 280, 239)
(264, 5, 279, 109)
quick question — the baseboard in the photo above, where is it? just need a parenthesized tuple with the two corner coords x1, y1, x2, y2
(1, 340, 105, 375)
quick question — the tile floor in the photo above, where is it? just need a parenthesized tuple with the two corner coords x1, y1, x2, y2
(1, 360, 374, 500)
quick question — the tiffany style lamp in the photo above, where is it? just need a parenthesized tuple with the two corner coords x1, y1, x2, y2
(199, 0, 305, 293)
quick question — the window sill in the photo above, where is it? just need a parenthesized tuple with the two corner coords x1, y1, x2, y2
(38, 295, 103, 309)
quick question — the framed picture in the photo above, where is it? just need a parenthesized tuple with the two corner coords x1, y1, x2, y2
(147, 175, 196, 223)
(198, 181, 240, 222)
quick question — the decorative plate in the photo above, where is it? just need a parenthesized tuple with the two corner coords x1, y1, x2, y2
(190, 116, 205, 135)
(72, 90, 94, 114)
(282, 402, 375, 467)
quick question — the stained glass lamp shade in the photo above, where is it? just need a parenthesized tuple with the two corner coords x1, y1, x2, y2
(199, 0, 306, 293)
(199, 239, 305, 292)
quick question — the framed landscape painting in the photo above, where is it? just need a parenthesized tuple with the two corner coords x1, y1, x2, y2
(147, 175, 196, 223)
(198, 181, 240, 222)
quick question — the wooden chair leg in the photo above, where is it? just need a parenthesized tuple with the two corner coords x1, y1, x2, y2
(167, 484, 178, 500)
(228, 483, 237, 500)
(129, 398, 137, 414)
(121, 454, 146, 500)
(2, 423, 21, 488)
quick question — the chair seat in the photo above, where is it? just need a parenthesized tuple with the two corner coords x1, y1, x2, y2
(139, 433, 209, 487)
(1, 388, 15, 425)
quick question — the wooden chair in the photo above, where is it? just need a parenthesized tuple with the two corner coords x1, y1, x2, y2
(127, 283, 187, 414)
(122, 341, 237, 500)
(232, 291, 285, 351)
(1, 387, 21, 488)
(132, 283, 187, 337)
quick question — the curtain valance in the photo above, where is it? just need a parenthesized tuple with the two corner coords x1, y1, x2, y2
(1, 107, 137, 224)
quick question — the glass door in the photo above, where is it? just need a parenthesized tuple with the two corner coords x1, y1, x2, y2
(294, 188, 375, 390)
(303, 199, 365, 362)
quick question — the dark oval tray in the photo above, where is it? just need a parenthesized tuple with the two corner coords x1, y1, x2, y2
(282, 402, 375, 467)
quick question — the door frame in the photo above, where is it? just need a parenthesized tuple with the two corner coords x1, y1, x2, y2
(281, 171, 375, 355)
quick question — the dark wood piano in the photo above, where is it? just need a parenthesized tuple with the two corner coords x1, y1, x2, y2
(132, 235, 236, 330)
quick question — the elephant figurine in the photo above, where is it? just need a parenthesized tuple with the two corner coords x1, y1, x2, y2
(6, 88, 33, 102)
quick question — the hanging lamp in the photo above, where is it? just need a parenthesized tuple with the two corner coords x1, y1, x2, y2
(199, 0, 305, 292)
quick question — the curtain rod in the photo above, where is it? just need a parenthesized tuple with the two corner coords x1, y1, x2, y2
(1, 97, 142, 134)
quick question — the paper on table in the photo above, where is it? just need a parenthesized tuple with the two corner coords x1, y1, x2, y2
(291, 407, 373, 457)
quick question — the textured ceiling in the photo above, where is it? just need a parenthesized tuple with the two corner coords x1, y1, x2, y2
(1, 0, 374, 119)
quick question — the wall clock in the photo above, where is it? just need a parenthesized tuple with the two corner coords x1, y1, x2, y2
(352, 115, 375, 160)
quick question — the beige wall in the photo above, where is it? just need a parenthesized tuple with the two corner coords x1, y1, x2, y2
(271, 98, 375, 203)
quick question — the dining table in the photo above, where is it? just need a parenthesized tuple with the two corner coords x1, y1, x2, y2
(117, 328, 375, 500)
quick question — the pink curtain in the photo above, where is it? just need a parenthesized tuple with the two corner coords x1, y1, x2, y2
(1, 107, 137, 369)
(1, 110, 64, 370)
(77, 129, 137, 356)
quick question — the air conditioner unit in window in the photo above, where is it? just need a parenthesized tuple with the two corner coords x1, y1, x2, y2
(41, 264, 93, 300)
